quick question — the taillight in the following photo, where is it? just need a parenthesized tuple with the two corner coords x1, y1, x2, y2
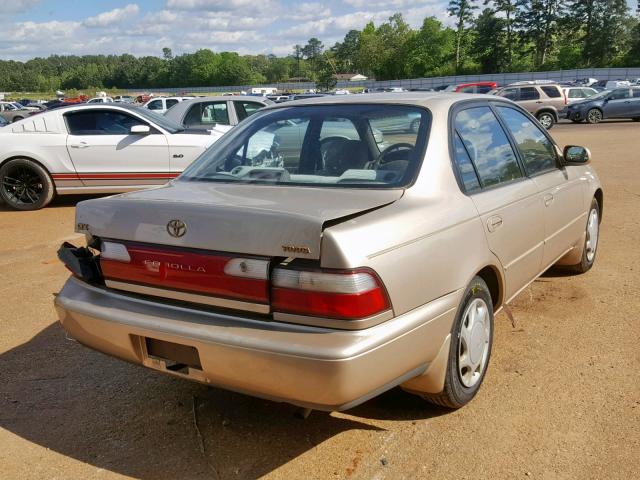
(100, 241, 270, 304)
(271, 268, 391, 320)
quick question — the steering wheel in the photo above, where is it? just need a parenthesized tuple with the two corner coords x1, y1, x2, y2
(371, 143, 414, 169)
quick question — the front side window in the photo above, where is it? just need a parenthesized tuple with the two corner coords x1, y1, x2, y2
(184, 102, 230, 127)
(66, 110, 147, 135)
(609, 89, 630, 100)
(496, 106, 557, 175)
(147, 99, 163, 110)
(519, 87, 540, 101)
(180, 104, 429, 188)
(454, 106, 522, 188)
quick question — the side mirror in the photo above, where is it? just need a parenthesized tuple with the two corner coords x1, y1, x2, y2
(563, 145, 591, 165)
(130, 125, 150, 135)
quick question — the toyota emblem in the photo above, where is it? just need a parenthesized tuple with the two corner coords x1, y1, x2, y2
(167, 219, 187, 238)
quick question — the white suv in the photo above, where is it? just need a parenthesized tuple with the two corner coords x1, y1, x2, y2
(142, 97, 194, 114)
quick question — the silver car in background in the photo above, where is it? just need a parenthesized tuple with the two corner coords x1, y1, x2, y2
(56, 94, 602, 411)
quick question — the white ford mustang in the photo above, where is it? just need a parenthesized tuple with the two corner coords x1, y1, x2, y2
(0, 104, 224, 210)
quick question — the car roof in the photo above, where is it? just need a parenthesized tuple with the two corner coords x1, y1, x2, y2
(262, 91, 507, 112)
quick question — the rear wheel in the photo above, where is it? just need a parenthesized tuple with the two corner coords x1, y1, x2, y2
(421, 276, 494, 408)
(12, 116, 24, 122)
(586, 108, 603, 124)
(568, 197, 600, 274)
(536, 112, 555, 129)
(0, 158, 55, 210)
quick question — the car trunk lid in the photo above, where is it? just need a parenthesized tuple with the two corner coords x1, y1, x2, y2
(76, 181, 403, 260)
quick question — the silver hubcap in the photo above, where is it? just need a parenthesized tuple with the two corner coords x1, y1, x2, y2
(588, 110, 601, 123)
(539, 114, 552, 128)
(585, 208, 599, 262)
(458, 298, 491, 388)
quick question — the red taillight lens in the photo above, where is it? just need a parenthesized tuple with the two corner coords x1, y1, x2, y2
(271, 268, 391, 320)
(100, 241, 269, 304)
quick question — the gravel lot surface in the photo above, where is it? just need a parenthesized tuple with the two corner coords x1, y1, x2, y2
(0, 121, 638, 479)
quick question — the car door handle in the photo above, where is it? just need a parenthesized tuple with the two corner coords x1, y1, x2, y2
(535, 101, 543, 104)
(172, 154, 184, 158)
(487, 215, 503, 232)
(70, 142, 89, 149)
(544, 193, 554, 206)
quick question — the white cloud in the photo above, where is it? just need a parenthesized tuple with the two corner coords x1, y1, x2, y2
(166, 0, 277, 11)
(83, 4, 140, 28)
(284, 3, 331, 21)
(1, 0, 41, 14)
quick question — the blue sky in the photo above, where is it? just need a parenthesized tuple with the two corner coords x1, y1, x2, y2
(0, 0, 637, 61)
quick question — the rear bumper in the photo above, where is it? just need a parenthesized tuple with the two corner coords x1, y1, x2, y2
(55, 277, 459, 411)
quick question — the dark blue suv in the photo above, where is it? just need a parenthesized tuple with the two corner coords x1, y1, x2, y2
(566, 87, 640, 124)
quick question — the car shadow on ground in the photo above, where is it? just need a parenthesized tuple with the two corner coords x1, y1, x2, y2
(0, 194, 105, 212)
(0, 322, 448, 479)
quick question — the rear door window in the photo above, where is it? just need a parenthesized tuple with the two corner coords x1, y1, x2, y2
(519, 87, 540, 101)
(495, 106, 557, 175)
(454, 106, 522, 188)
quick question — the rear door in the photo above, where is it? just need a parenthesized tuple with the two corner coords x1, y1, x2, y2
(64, 109, 171, 186)
(494, 105, 585, 268)
(453, 105, 545, 300)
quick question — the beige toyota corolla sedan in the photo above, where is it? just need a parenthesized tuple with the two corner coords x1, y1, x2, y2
(55, 93, 602, 410)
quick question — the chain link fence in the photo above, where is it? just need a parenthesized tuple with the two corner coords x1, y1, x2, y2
(125, 67, 640, 95)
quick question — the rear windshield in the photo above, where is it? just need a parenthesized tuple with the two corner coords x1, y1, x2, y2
(180, 104, 430, 188)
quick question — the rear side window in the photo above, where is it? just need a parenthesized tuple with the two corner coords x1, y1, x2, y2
(166, 99, 179, 109)
(498, 88, 518, 101)
(454, 106, 522, 188)
(452, 133, 481, 192)
(236, 101, 264, 121)
(541, 86, 562, 98)
(496, 106, 557, 175)
(184, 102, 230, 127)
(519, 87, 540, 100)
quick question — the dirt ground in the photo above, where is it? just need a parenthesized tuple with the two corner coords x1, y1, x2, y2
(0, 121, 639, 480)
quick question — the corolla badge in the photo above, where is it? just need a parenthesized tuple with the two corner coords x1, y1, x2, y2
(166, 219, 187, 238)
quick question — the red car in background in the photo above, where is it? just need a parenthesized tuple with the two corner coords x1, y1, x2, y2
(445, 82, 497, 94)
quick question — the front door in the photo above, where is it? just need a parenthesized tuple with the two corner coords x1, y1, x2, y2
(602, 88, 632, 118)
(64, 109, 171, 186)
(454, 105, 545, 301)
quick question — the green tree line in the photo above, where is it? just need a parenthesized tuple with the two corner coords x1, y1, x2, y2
(1, 0, 639, 92)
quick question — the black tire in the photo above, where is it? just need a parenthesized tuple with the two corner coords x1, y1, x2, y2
(632, 118, 640, 122)
(422, 276, 494, 409)
(0, 158, 55, 210)
(568, 197, 600, 274)
(536, 112, 555, 130)
(12, 116, 23, 122)
(586, 108, 602, 124)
